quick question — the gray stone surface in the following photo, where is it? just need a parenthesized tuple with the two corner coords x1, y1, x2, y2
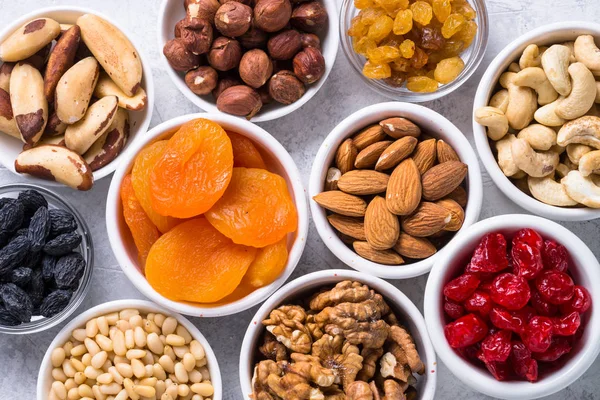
(1, 0, 600, 398)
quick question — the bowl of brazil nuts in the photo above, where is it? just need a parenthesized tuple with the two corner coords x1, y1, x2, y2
(0, 6, 154, 191)
(37, 299, 221, 400)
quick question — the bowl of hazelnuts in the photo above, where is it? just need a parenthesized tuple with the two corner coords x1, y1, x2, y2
(159, 0, 338, 122)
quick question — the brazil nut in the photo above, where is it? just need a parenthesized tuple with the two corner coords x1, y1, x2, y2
(84, 108, 129, 171)
(0, 88, 20, 139)
(0, 18, 61, 62)
(9, 62, 48, 145)
(65, 95, 118, 155)
(44, 111, 68, 137)
(44, 25, 81, 103)
(0, 63, 13, 92)
(94, 72, 147, 111)
(55, 57, 100, 124)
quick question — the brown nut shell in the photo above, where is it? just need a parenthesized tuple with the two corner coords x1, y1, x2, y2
(175, 16, 214, 55)
(84, 108, 129, 171)
(291, 1, 328, 33)
(215, 2, 253, 37)
(43, 111, 67, 137)
(300, 33, 320, 49)
(0, 63, 14, 93)
(208, 37, 243, 71)
(44, 25, 81, 103)
(212, 76, 242, 99)
(254, 0, 293, 33)
(0, 88, 20, 139)
(163, 38, 201, 72)
(267, 30, 302, 60)
(0, 18, 61, 62)
(186, 0, 221, 21)
(239, 49, 273, 88)
(268, 70, 305, 105)
(185, 66, 219, 95)
(293, 47, 325, 84)
(10, 62, 48, 145)
(239, 26, 268, 49)
(216, 85, 262, 119)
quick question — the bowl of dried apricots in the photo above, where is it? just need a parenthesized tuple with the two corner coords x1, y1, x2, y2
(106, 114, 308, 317)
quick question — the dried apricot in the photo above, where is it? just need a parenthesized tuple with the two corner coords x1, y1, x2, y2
(228, 131, 267, 169)
(150, 119, 233, 218)
(120, 174, 160, 268)
(206, 168, 298, 248)
(145, 218, 257, 303)
(132, 140, 183, 233)
(242, 238, 288, 288)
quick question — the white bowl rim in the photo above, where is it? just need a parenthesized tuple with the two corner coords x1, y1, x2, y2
(308, 101, 484, 279)
(0, 5, 155, 185)
(239, 268, 438, 399)
(472, 20, 600, 221)
(424, 214, 600, 400)
(156, 0, 339, 122)
(106, 112, 309, 317)
(36, 299, 223, 400)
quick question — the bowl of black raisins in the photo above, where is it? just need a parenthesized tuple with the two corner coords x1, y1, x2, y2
(0, 184, 93, 334)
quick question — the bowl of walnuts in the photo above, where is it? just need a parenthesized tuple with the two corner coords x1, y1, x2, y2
(158, 0, 338, 122)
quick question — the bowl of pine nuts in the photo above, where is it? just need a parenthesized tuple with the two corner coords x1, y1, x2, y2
(36, 299, 221, 400)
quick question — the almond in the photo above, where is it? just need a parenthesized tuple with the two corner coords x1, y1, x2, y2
(337, 170, 390, 195)
(437, 140, 460, 163)
(386, 158, 422, 216)
(325, 167, 341, 191)
(335, 138, 357, 174)
(353, 124, 387, 151)
(422, 161, 468, 201)
(436, 198, 465, 231)
(393, 233, 437, 259)
(375, 136, 418, 171)
(353, 241, 404, 265)
(313, 190, 367, 217)
(355, 141, 392, 169)
(401, 202, 451, 237)
(444, 185, 468, 208)
(412, 138, 437, 174)
(364, 196, 399, 250)
(379, 117, 421, 139)
(327, 214, 366, 240)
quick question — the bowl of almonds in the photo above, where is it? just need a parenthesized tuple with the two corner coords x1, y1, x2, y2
(309, 102, 482, 279)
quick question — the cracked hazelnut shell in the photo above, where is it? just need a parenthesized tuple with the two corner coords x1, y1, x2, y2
(163, 38, 201, 72)
(215, 2, 253, 37)
(269, 70, 305, 104)
(216, 85, 262, 118)
(208, 36, 243, 71)
(212, 76, 242, 99)
(293, 46, 325, 84)
(267, 30, 302, 60)
(185, 66, 219, 95)
(300, 33, 320, 49)
(253, 0, 292, 33)
(239, 49, 273, 88)
(175, 16, 214, 55)
(291, 1, 328, 33)
(186, 0, 221, 21)
(239, 26, 268, 49)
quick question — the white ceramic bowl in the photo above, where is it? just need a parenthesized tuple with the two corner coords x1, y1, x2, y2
(309, 102, 483, 280)
(106, 113, 308, 317)
(473, 21, 600, 221)
(0, 6, 154, 187)
(424, 214, 600, 400)
(36, 299, 222, 400)
(157, 0, 339, 122)
(239, 269, 437, 399)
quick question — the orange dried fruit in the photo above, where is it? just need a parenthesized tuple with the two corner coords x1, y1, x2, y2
(150, 118, 233, 218)
(132, 140, 183, 233)
(145, 218, 257, 303)
(228, 131, 267, 169)
(206, 168, 298, 248)
(242, 238, 289, 288)
(120, 174, 160, 268)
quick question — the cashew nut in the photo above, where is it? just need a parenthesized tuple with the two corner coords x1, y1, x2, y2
(511, 138, 559, 177)
(517, 124, 557, 150)
(508, 63, 521, 73)
(528, 175, 578, 206)
(562, 155, 579, 172)
(534, 98, 567, 127)
(489, 89, 509, 113)
(495, 134, 522, 177)
(475, 106, 509, 140)
(592, 174, 600, 186)
(541, 45, 572, 96)
(566, 143, 592, 165)
(499, 72, 517, 89)
(551, 144, 566, 154)
(519, 44, 541, 69)
(595, 82, 600, 104)
(574, 35, 600, 71)
(506, 84, 537, 130)
(513, 67, 559, 105)
(557, 116, 600, 148)
(555, 63, 596, 120)
(578, 150, 600, 176)
(561, 41, 577, 62)
(555, 163, 571, 179)
(561, 170, 600, 208)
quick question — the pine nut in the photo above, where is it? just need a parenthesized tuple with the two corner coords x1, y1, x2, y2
(162, 317, 177, 335)
(129, 314, 143, 328)
(64, 378, 77, 391)
(178, 383, 190, 397)
(173, 345, 189, 359)
(196, 358, 207, 368)
(133, 385, 155, 397)
(63, 341, 74, 357)
(188, 369, 201, 384)
(108, 366, 124, 385)
(144, 319, 161, 335)
(165, 384, 178, 398)
(101, 359, 112, 372)
(126, 349, 146, 360)
(78, 384, 93, 398)
(125, 329, 135, 349)
(84, 338, 101, 356)
(116, 320, 130, 332)
(190, 382, 214, 397)
(85, 319, 98, 338)
(71, 358, 85, 373)
(84, 366, 102, 380)
(174, 363, 188, 383)
(153, 364, 167, 380)
(144, 364, 153, 377)
(146, 313, 155, 321)
(114, 389, 128, 400)
(123, 378, 140, 400)
(159, 355, 175, 374)
(71, 328, 86, 342)
(113, 330, 126, 356)
(133, 326, 147, 348)
(99, 382, 122, 395)
(52, 348, 67, 367)
(81, 353, 92, 367)
(131, 358, 146, 378)
(92, 384, 106, 400)
(53, 367, 67, 382)
(191, 395, 203, 400)
(104, 312, 119, 325)
(67, 387, 79, 400)
(74, 372, 86, 385)
(153, 314, 166, 328)
(164, 345, 176, 361)
(113, 355, 128, 365)
(52, 381, 67, 399)
(70, 344, 87, 357)
(182, 353, 195, 372)
(199, 367, 210, 381)
(155, 380, 166, 397)
(115, 363, 133, 378)
(119, 309, 139, 320)
(146, 333, 163, 355)
(161, 394, 174, 400)
(97, 316, 109, 336)
(166, 334, 185, 347)
(97, 372, 113, 385)
(189, 341, 205, 360)
(142, 350, 154, 366)
(91, 351, 108, 369)
(95, 334, 113, 352)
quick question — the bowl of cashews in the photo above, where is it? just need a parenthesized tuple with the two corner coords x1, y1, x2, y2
(473, 21, 600, 221)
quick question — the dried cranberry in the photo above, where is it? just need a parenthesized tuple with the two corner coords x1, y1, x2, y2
(512, 242, 543, 280)
(513, 306, 535, 323)
(444, 313, 488, 348)
(464, 290, 492, 318)
(468, 233, 509, 273)
(530, 290, 558, 317)
(480, 330, 512, 362)
(489, 307, 527, 333)
(541, 240, 569, 272)
(444, 298, 465, 320)
(457, 343, 481, 360)
(479, 281, 494, 292)
(532, 336, 572, 362)
(510, 341, 538, 382)
(535, 270, 575, 305)
(560, 286, 591, 314)
(443, 273, 480, 302)
(490, 273, 530, 310)
(522, 316, 553, 353)
(513, 228, 543, 250)
(552, 311, 580, 336)
(478, 357, 512, 381)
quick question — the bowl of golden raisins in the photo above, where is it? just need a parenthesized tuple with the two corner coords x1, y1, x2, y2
(341, 0, 488, 100)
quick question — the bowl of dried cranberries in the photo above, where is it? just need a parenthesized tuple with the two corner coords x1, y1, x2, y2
(424, 214, 600, 399)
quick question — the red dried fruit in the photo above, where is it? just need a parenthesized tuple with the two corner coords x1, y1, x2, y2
(480, 330, 512, 362)
(530, 289, 558, 317)
(489, 307, 527, 333)
(532, 336, 572, 362)
(541, 240, 569, 272)
(522, 316, 553, 353)
(490, 273, 530, 310)
(443, 273, 480, 302)
(514, 306, 535, 323)
(457, 343, 480, 360)
(513, 228, 543, 250)
(478, 358, 512, 381)
(468, 233, 509, 273)
(478, 280, 494, 292)
(552, 311, 580, 336)
(464, 290, 492, 318)
(444, 313, 488, 348)
(535, 270, 575, 305)
(512, 242, 543, 280)
(560, 285, 591, 314)
(510, 341, 538, 382)
(444, 298, 465, 320)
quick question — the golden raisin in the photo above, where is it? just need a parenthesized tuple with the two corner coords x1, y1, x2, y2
(441, 13, 466, 39)
(348, 15, 368, 37)
(355, 0, 375, 9)
(452, 0, 476, 20)
(434, 56, 465, 83)
(410, 46, 428, 69)
(384, 71, 408, 87)
(363, 61, 392, 79)
(454, 20, 478, 47)
(381, 34, 404, 47)
(353, 36, 377, 56)
(399, 39, 415, 58)
(360, 8, 386, 24)
(391, 57, 411, 72)
(393, 9, 413, 35)
(375, 0, 405, 15)
(368, 46, 401, 63)
(432, 0, 451, 22)
(407, 76, 438, 92)
(410, 1, 433, 25)
(367, 15, 394, 43)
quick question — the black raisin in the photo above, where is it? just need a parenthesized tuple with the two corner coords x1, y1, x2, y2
(43, 232, 82, 256)
(0, 283, 33, 322)
(41, 255, 58, 283)
(18, 190, 48, 223)
(22, 250, 43, 270)
(0, 199, 24, 234)
(39, 290, 72, 318)
(0, 305, 20, 326)
(54, 253, 85, 289)
(27, 269, 45, 309)
(48, 209, 77, 237)
(10, 267, 32, 288)
(28, 207, 50, 252)
(0, 236, 31, 278)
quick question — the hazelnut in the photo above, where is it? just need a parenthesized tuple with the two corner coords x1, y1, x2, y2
(221, 0, 252, 5)
(175, 17, 214, 55)
(215, 2, 253, 37)
(291, 1, 328, 33)
(300, 33, 320, 49)
(163, 38, 201, 71)
(293, 47, 325, 84)
(258, 85, 273, 105)
(185, 66, 219, 95)
(216, 85, 262, 118)
(186, 0, 221, 20)
(212, 76, 242, 99)
(208, 37, 243, 71)
(239, 49, 273, 88)
(253, 0, 292, 33)
(239, 26, 268, 49)
(268, 70, 305, 104)
(267, 30, 302, 60)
